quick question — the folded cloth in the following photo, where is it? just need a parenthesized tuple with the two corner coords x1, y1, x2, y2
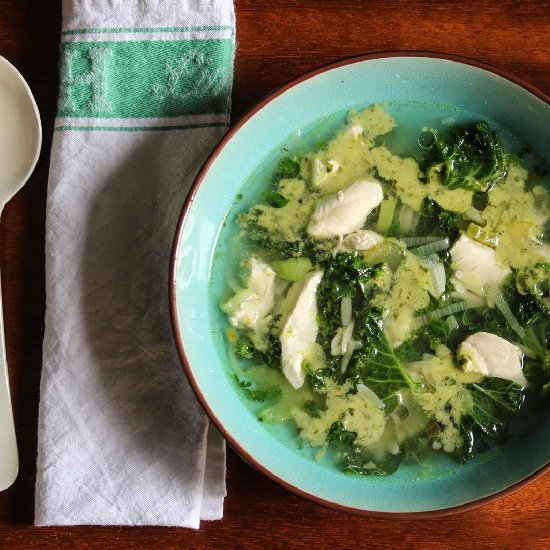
(35, 0, 235, 528)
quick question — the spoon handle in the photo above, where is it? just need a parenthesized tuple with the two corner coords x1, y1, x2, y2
(0, 271, 18, 491)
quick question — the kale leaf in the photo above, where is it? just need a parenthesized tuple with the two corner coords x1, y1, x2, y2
(316, 254, 417, 410)
(234, 376, 282, 402)
(347, 308, 419, 412)
(396, 318, 451, 362)
(416, 198, 462, 241)
(522, 318, 550, 398)
(401, 436, 432, 465)
(421, 121, 507, 192)
(233, 332, 282, 370)
(234, 337, 255, 359)
(459, 307, 514, 341)
(454, 377, 524, 461)
(303, 399, 323, 418)
(304, 362, 328, 393)
(326, 421, 404, 476)
(316, 253, 385, 350)
(326, 421, 357, 447)
(239, 217, 304, 258)
(263, 191, 290, 208)
(511, 263, 550, 325)
(339, 449, 403, 476)
(274, 157, 301, 180)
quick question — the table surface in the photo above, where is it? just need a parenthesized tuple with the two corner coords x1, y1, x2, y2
(1, 0, 550, 547)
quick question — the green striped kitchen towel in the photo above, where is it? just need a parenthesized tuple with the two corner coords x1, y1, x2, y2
(35, 0, 235, 528)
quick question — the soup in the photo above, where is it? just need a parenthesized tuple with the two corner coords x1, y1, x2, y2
(219, 104, 550, 475)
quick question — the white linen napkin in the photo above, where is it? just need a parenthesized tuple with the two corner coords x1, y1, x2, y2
(35, 0, 235, 528)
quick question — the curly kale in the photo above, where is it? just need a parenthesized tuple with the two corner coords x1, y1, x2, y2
(421, 121, 507, 192)
(316, 253, 385, 350)
(459, 307, 514, 341)
(303, 362, 328, 393)
(454, 378, 525, 462)
(340, 449, 403, 476)
(316, 255, 417, 410)
(522, 318, 550, 398)
(233, 333, 282, 370)
(239, 217, 304, 258)
(416, 198, 462, 241)
(345, 308, 419, 412)
(234, 337, 255, 359)
(326, 421, 357, 447)
(395, 318, 451, 363)
(233, 375, 282, 402)
(512, 263, 550, 325)
(302, 399, 323, 418)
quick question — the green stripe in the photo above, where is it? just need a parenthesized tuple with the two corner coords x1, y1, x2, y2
(54, 122, 228, 132)
(58, 40, 234, 119)
(61, 25, 234, 36)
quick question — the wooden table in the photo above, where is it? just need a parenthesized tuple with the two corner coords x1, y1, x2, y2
(1, 0, 550, 547)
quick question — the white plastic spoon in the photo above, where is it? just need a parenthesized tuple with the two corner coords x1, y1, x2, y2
(0, 55, 41, 491)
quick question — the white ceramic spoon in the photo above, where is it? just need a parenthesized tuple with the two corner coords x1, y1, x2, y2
(0, 55, 41, 491)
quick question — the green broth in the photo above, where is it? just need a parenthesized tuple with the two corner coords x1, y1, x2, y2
(210, 102, 550, 476)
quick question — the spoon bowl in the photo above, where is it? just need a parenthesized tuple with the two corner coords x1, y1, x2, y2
(0, 54, 41, 491)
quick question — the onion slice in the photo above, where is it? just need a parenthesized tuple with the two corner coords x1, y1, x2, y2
(488, 286, 526, 340)
(341, 296, 352, 327)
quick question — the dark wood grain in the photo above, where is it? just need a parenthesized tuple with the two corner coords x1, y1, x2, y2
(1, 0, 550, 547)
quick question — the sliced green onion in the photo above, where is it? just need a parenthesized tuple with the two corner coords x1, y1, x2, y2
(414, 301, 473, 329)
(488, 286, 525, 339)
(446, 315, 460, 332)
(410, 238, 450, 256)
(401, 236, 440, 247)
(271, 257, 312, 281)
(377, 199, 396, 233)
(465, 223, 499, 248)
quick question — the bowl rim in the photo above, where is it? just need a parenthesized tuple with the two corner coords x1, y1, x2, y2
(170, 50, 550, 518)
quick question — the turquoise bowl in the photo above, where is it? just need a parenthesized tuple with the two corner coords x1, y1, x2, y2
(171, 53, 550, 516)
